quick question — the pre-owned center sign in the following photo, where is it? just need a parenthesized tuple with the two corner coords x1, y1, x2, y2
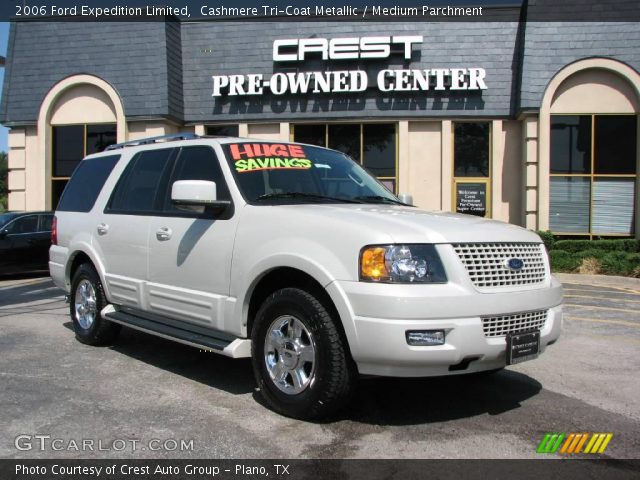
(211, 36, 488, 97)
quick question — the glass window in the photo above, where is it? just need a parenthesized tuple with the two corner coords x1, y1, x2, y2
(550, 116, 592, 174)
(206, 125, 239, 137)
(51, 123, 117, 208)
(57, 155, 120, 212)
(592, 178, 636, 234)
(454, 123, 490, 177)
(550, 114, 637, 236)
(5, 215, 39, 234)
(294, 125, 326, 147)
(594, 116, 637, 174)
(223, 142, 399, 205)
(293, 123, 398, 193)
(53, 125, 84, 177)
(86, 125, 117, 154)
(328, 124, 361, 163)
(165, 147, 230, 212)
(363, 124, 396, 178)
(109, 149, 174, 213)
(550, 177, 591, 233)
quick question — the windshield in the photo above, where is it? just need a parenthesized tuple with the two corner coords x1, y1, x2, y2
(222, 142, 403, 205)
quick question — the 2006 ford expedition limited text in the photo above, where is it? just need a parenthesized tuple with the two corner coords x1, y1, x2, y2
(49, 133, 562, 419)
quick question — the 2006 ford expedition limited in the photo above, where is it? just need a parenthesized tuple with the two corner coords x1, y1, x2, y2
(50, 133, 562, 419)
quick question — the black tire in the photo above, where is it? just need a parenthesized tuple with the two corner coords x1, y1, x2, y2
(251, 287, 355, 420)
(70, 263, 120, 346)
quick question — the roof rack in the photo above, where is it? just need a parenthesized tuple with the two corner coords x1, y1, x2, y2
(105, 132, 200, 151)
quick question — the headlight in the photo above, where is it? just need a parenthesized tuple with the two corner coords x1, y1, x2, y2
(360, 244, 447, 283)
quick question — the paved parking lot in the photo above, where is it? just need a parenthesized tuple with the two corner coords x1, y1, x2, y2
(1, 274, 639, 459)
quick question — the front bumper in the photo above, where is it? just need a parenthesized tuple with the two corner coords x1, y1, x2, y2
(327, 276, 563, 377)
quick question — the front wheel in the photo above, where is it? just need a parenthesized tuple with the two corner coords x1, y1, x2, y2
(70, 263, 120, 346)
(251, 288, 355, 420)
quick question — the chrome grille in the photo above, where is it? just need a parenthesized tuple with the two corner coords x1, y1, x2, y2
(482, 310, 547, 337)
(452, 242, 546, 289)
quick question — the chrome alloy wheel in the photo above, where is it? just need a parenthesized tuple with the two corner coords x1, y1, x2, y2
(264, 315, 317, 395)
(74, 279, 97, 329)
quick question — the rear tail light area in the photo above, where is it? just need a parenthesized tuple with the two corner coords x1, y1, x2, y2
(51, 216, 58, 245)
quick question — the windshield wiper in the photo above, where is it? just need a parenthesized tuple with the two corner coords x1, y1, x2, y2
(255, 192, 363, 204)
(354, 195, 407, 205)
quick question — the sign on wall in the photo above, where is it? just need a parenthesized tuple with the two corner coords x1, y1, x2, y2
(456, 182, 487, 217)
(211, 36, 488, 97)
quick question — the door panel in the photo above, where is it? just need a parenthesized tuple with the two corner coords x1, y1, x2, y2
(147, 216, 237, 329)
(146, 145, 237, 331)
(95, 148, 176, 308)
(92, 214, 150, 308)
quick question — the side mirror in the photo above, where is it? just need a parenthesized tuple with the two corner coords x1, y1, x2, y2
(397, 193, 414, 206)
(171, 180, 230, 214)
(0, 229, 7, 239)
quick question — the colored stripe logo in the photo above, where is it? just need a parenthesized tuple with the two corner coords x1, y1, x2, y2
(537, 433, 613, 455)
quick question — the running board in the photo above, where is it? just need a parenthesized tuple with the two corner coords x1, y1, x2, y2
(101, 305, 251, 358)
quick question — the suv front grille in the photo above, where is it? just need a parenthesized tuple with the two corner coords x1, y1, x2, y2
(452, 242, 546, 289)
(482, 310, 547, 337)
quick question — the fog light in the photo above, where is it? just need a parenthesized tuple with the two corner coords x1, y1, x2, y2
(406, 330, 445, 346)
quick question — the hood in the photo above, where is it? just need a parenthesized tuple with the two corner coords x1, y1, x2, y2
(271, 204, 541, 244)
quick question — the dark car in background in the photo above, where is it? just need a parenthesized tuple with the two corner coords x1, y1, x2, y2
(0, 211, 54, 275)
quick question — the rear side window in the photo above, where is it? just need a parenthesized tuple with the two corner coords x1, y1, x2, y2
(57, 155, 120, 212)
(108, 148, 175, 213)
(5, 215, 38, 234)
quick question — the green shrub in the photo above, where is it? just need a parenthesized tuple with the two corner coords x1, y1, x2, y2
(549, 250, 579, 273)
(600, 252, 640, 277)
(554, 239, 639, 254)
(536, 230, 556, 251)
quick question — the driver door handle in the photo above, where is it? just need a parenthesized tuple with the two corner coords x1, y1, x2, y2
(97, 223, 109, 235)
(156, 227, 172, 241)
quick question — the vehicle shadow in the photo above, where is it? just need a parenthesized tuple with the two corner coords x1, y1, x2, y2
(62, 323, 256, 396)
(62, 322, 542, 425)
(340, 370, 542, 426)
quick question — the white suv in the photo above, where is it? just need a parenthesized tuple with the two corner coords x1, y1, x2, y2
(50, 133, 562, 419)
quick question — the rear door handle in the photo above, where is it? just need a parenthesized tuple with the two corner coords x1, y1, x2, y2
(156, 227, 172, 241)
(97, 223, 109, 235)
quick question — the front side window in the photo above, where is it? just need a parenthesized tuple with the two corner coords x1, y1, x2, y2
(165, 146, 230, 212)
(550, 114, 637, 236)
(223, 142, 401, 205)
(108, 149, 175, 214)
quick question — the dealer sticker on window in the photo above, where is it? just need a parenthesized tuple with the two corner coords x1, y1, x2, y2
(229, 143, 313, 173)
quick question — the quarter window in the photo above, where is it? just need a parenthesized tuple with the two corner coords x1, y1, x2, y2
(57, 155, 120, 212)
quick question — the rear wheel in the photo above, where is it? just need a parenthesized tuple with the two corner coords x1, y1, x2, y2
(251, 287, 355, 420)
(70, 263, 120, 346)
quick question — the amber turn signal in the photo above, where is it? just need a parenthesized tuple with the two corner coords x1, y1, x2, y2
(360, 246, 389, 281)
